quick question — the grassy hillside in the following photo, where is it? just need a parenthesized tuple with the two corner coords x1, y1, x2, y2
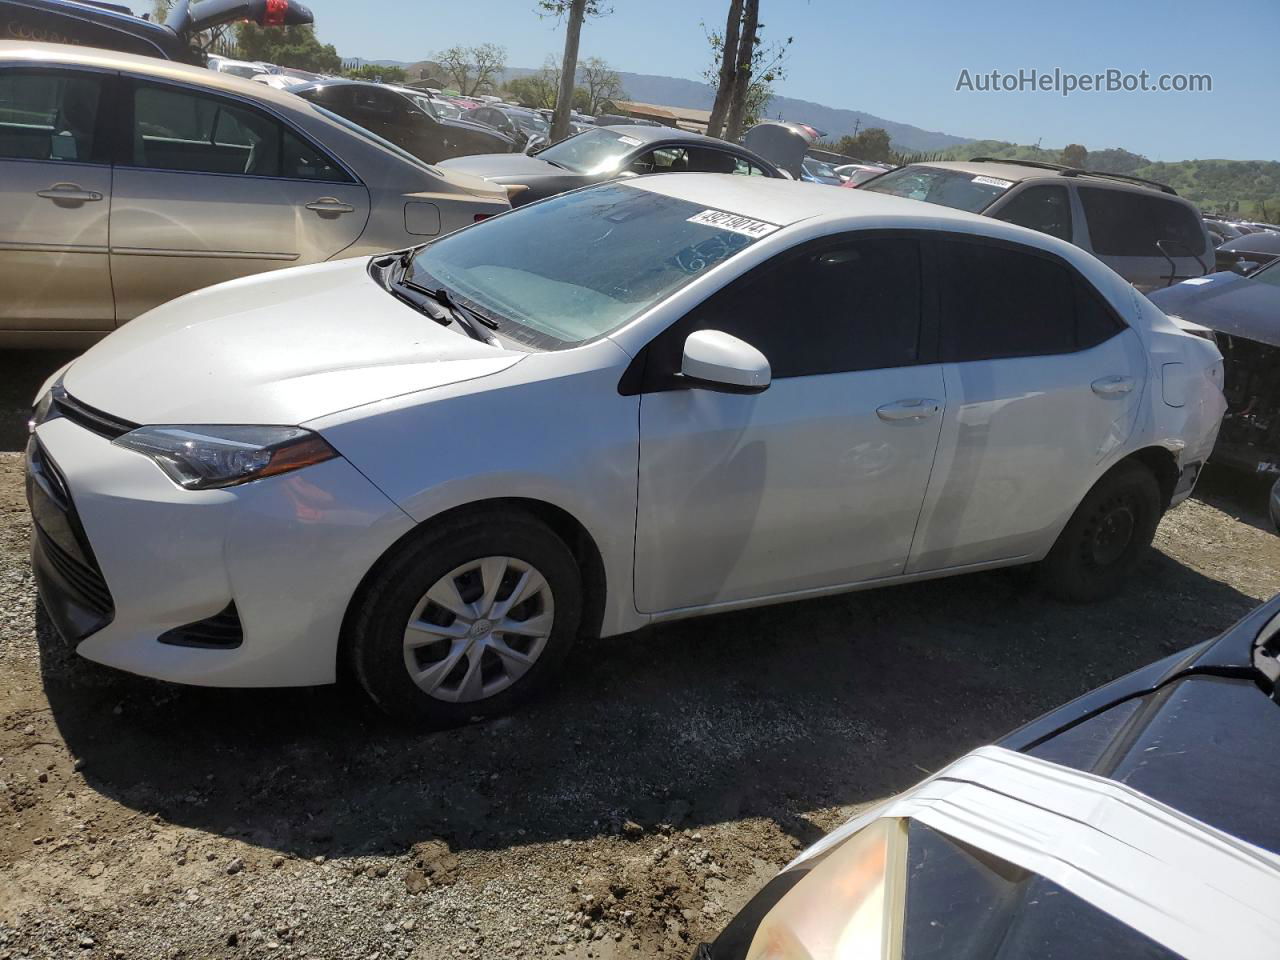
(925, 140, 1280, 219)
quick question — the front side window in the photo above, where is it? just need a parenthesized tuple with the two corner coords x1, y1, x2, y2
(936, 239, 1122, 362)
(650, 235, 923, 381)
(130, 82, 352, 182)
(991, 184, 1074, 242)
(862, 164, 1014, 213)
(631, 146, 688, 174)
(406, 182, 772, 347)
(1079, 187, 1207, 258)
(0, 70, 102, 163)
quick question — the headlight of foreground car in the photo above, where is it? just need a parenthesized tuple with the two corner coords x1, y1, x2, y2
(28, 387, 56, 435)
(113, 425, 338, 490)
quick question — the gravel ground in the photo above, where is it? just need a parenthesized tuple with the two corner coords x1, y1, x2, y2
(2, 351, 1279, 960)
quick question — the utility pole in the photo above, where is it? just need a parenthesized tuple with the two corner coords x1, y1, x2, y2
(551, 0, 587, 143)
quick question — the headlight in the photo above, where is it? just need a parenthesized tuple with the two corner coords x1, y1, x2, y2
(113, 425, 338, 490)
(29, 387, 56, 435)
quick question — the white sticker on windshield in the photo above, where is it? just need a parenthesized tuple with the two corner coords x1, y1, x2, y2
(972, 175, 1014, 189)
(1183, 277, 1215, 285)
(686, 209, 780, 238)
(617, 135, 644, 146)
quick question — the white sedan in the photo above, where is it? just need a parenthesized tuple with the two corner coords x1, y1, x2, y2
(26, 176, 1226, 723)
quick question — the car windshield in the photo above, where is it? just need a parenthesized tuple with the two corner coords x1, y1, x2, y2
(404, 93, 439, 118)
(534, 127, 644, 174)
(512, 112, 550, 135)
(804, 158, 838, 179)
(405, 182, 772, 347)
(1249, 260, 1280, 287)
(861, 164, 1015, 213)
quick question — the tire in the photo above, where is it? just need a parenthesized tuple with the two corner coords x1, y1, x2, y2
(347, 509, 582, 725)
(1040, 461, 1163, 602)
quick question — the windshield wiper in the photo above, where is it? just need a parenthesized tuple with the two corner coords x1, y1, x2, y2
(399, 277, 499, 344)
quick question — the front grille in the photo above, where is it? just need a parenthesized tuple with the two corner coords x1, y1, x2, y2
(158, 603, 244, 649)
(35, 526, 113, 619)
(52, 387, 138, 441)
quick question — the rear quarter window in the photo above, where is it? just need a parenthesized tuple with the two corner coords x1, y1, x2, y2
(1079, 187, 1207, 258)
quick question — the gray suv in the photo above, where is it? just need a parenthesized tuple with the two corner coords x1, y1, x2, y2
(860, 158, 1213, 292)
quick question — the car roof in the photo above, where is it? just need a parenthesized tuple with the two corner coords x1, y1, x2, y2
(0, 40, 315, 111)
(910, 159, 1182, 198)
(590, 124, 722, 146)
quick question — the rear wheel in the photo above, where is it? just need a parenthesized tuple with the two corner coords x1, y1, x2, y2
(1040, 461, 1163, 602)
(348, 510, 582, 725)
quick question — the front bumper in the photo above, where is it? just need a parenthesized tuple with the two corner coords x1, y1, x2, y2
(27, 416, 414, 687)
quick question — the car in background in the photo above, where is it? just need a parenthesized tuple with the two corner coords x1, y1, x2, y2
(861, 158, 1214, 292)
(1205, 217, 1246, 246)
(1215, 230, 1280, 274)
(464, 104, 550, 150)
(291, 79, 513, 163)
(1149, 263, 1280, 481)
(702, 595, 1280, 960)
(0, 41, 509, 347)
(2, 0, 314, 63)
(27, 175, 1223, 725)
(439, 125, 781, 206)
(205, 55, 267, 79)
(835, 162, 890, 186)
(799, 156, 842, 185)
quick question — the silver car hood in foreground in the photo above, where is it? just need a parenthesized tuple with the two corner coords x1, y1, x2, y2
(62, 259, 524, 426)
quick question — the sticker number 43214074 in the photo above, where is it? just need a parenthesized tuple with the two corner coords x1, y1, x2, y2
(686, 209, 781, 239)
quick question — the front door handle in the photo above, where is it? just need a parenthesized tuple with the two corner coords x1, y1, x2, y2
(876, 398, 942, 422)
(305, 197, 356, 216)
(36, 183, 103, 204)
(1092, 375, 1135, 396)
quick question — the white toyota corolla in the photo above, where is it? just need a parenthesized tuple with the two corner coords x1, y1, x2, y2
(26, 175, 1226, 723)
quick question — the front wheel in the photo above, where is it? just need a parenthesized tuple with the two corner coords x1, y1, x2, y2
(348, 510, 582, 725)
(1040, 461, 1163, 602)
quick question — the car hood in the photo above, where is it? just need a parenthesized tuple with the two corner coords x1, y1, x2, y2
(1147, 272, 1280, 347)
(438, 152, 571, 182)
(62, 259, 525, 426)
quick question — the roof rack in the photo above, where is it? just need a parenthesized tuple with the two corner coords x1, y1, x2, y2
(967, 156, 1176, 195)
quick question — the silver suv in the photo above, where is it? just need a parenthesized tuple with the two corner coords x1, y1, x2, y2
(860, 158, 1213, 292)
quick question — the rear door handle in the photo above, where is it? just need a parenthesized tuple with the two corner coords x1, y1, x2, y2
(1092, 375, 1135, 396)
(305, 197, 355, 215)
(36, 183, 103, 203)
(876, 398, 942, 422)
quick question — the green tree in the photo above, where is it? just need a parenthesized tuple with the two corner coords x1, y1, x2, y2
(234, 24, 341, 72)
(837, 128, 892, 162)
(436, 44, 507, 96)
(703, 3, 790, 139)
(1061, 143, 1088, 167)
(344, 64, 408, 84)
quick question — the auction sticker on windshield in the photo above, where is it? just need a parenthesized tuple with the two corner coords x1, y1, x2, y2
(972, 175, 1014, 189)
(617, 135, 644, 146)
(686, 209, 781, 238)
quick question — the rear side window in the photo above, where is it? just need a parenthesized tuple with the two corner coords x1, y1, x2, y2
(0, 70, 102, 163)
(1079, 187, 1206, 258)
(937, 239, 1123, 362)
(129, 82, 352, 182)
(991, 184, 1073, 242)
(655, 236, 923, 380)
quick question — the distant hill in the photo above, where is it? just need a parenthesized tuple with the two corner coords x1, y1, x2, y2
(357, 60, 971, 153)
(932, 140, 1280, 219)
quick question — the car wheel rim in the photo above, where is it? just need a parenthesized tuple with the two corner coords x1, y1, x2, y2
(1084, 494, 1138, 567)
(402, 556, 554, 703)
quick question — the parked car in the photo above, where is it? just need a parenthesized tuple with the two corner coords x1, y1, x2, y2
(205, 55, 267, 79)
(1149, 264, 1280, 479)
(291, 79, 514, 164)
(1214, 230, 1280, 274)
(800, 156, 842, 185)
(835, 162, 890, 186)
(1205, 216, 1247, 246)
(464, 104, 550, 150)
(27, 175, 1224, 723)
(702, 595, 1280, 960)
(860, 158, 1214, 292)
(1, 0, 313, 64)
(0, 41, 509, 347)
(439, 125, 782, 206)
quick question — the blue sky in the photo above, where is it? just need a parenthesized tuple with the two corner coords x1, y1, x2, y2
(302, 0, 1277, 161)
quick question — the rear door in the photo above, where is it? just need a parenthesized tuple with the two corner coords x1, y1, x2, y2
(907, 236, 1146, 573)
(1077, 186, 1212, 292)
(0, 66, 113, 335)
(109, 77, 370, 320)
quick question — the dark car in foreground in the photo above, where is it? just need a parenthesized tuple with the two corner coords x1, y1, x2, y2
(703, 595, 1280, 960)
(1149, 265, 1280, 478)
(292, 79, 513, 163)
(438, 125, 782, 206)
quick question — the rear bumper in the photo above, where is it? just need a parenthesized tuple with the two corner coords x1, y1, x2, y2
(28, 416, 415, 687)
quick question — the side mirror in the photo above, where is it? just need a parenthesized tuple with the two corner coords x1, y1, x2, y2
(681, 330, 770, 394)
(1231, 258, 1257, 276)
(523, 135, 547, 155)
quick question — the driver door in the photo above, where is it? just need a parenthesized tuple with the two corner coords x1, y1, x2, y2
(633, 234, 946, 613)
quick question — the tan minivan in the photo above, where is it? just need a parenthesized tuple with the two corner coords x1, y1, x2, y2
(0, 42, 510, 347)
